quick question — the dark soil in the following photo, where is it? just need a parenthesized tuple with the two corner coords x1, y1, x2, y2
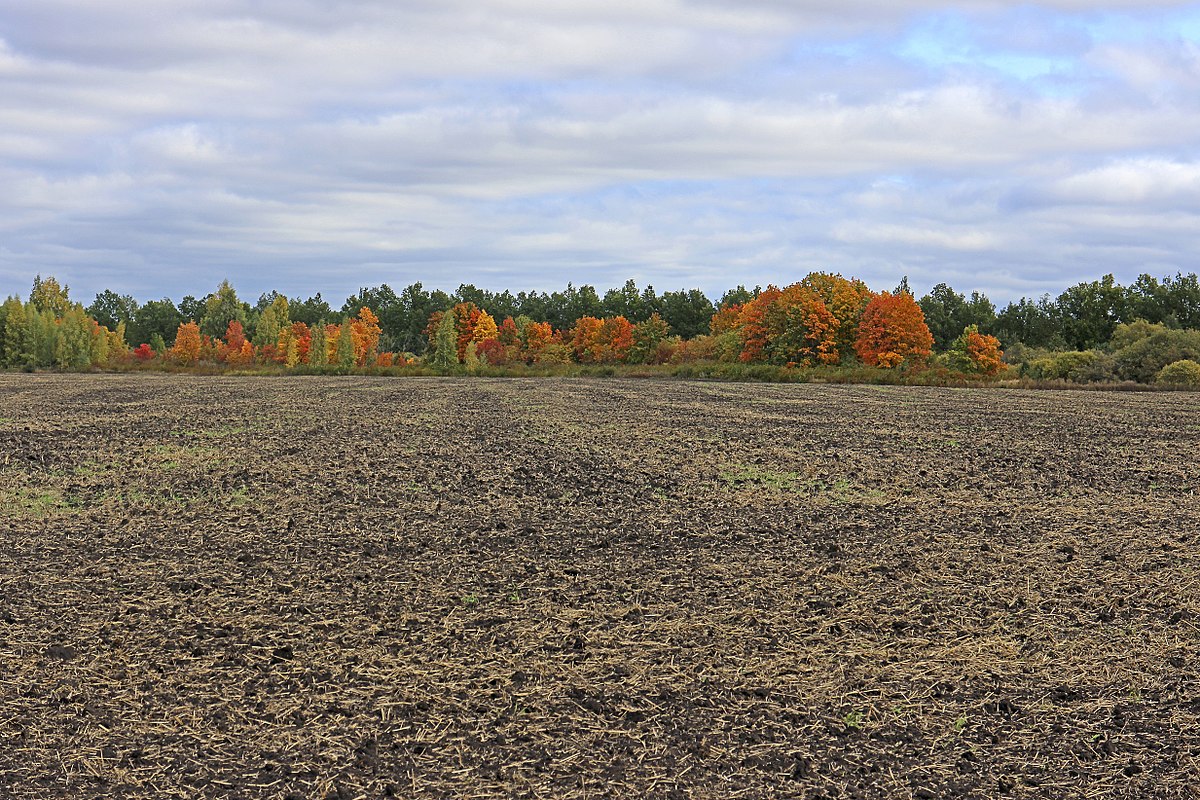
(0, 375, 1197, 799)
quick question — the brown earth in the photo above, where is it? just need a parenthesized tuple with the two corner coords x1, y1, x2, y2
(0, 374, 1198, 799)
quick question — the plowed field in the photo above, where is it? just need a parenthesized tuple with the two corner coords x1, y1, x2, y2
(1, 375, 1198, 799)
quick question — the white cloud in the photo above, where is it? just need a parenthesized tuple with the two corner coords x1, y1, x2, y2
(2, 1, 1200, 304)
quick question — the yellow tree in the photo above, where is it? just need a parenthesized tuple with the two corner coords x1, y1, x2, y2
(170, 322, 202, 365)
(801, 272, 873, 359)
(472, 310, 498, 345)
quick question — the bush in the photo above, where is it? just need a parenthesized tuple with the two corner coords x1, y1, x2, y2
(1109, 319, 1169, 351)
(1156, 359, 1200, 387)
(1113, 329, 1200, 382)
(1024, 350, 1113, 382)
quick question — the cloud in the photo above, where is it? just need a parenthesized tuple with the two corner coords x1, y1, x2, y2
(2, 1, 1200, 306)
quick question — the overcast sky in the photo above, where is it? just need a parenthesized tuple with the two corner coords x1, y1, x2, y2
(2, 1, 1200, 306)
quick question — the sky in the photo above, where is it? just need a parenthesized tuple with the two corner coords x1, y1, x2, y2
(2, 1, 1200, 306)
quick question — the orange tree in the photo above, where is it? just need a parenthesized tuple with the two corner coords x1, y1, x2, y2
(350, 306, 382, 366)
(949, 325, 1005, 376)
(522, 320, 555, 363)
(570, 316, 605, 363)
(452, 302, 483, 361)
(170, 322, 201, 365)
(599, 316, 634, 363)
(800, 272, 873, 359)
(733, 284, 839, 366)
(854, 291, 934, 368)
(222, 320, 249, 363)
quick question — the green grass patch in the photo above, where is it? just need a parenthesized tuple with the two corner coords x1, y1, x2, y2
(0, 487, 71, 519)
(720, 463, 888, 504)
(719, 464, 807, 491)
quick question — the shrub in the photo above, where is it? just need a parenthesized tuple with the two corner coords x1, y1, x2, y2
(1156, 359, 1200, 387)
(1113, 329, 1200, 383)
(1023, 350, 1115, 382)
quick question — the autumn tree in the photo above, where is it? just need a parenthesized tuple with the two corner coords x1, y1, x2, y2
(570, 316, 605, 363)
(854, 291, 934, 368)
(279, 321, 311, 367)
(497, 317, 521, 348)
(350, 306, 382, 366)
(949, 325, 1005, 376)
(801, 272, 873, 359)
(222, 320, 251, 364)
(732, 284, 839, 366)
(599, 316, 634, 363)
(30, 276, 72, 318)
(629, 313, 671, 364)
(476, 337, 508, 366)
(495, 316, 523, 363)
(522, 320, 555, 364)
(472, 310, 498, 346)
(170, 322, 202, 365)
(450, 302, 484, 361)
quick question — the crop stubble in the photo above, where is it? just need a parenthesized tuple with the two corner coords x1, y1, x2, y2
(0, 375, 1197, 799)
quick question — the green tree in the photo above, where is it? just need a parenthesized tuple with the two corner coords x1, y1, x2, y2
(30, 275, 71, 317)
(1, 297, 32, 368)
(719, 285, 759, 309)
(1162, 272, 1200, 329)
(919, 284, 997, 350)
(289, 293, 334, 326)
(629, 313, 671, 364)
(334, 320, 356, 369)
(994, 295, 1063, 349)
(1113, 329, 1200, 382)
(87, 290, 138, 331)
(429, 310, 458, 370)
(1056, 274, 1127, 351)
(308, 324, 328, 366)
(660, 289, 716, 339)
(54, 306, 93, 369)
(602, 279, 647, 322)
(129, 298, 184, 347)
(29, 306, 57, 367)
(253, 295, 290, 349)
(200, 280, 248, 338)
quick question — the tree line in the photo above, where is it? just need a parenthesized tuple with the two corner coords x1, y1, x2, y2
(2, 271, 1199, 385)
